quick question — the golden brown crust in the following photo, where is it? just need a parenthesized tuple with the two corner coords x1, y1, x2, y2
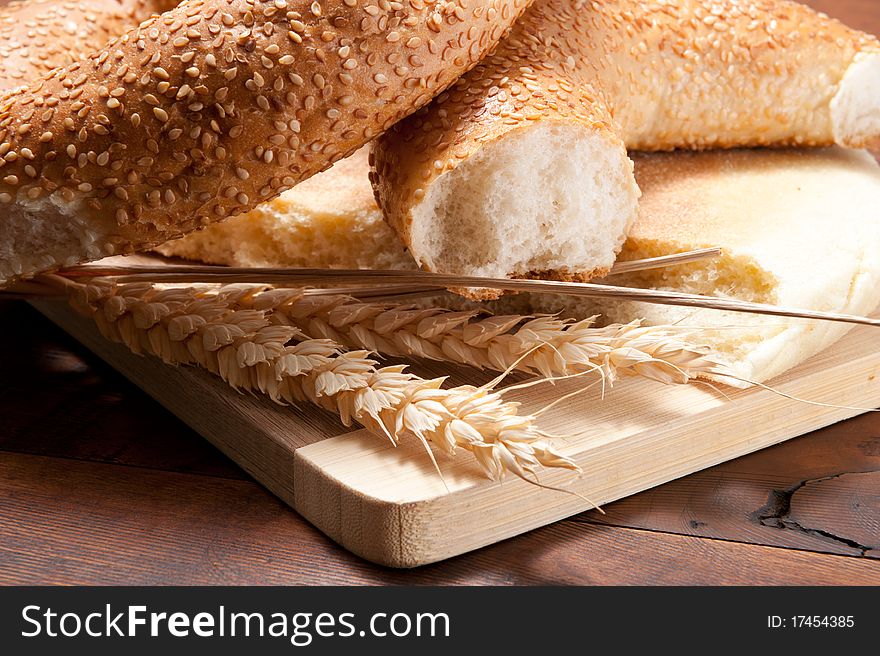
(372, 0, 880, 276)
(627, 148, 880, 255)
(0, 0, 531, 284)
(0, 1, 178, 91)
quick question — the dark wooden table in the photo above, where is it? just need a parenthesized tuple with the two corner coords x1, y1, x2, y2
(2, 0, 880, 585)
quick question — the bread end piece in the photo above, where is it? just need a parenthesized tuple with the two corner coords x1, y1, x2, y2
(0, 193, 118, 279)
(388, 121, 639, 299)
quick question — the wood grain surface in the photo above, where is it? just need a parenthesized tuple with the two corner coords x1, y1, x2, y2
(1, 0, 879, 584)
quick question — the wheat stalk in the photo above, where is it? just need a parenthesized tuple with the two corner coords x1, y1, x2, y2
(55, 277, 578, 483)
(61, 248, 722, 281)
(250, 291, 731, 387)
(47, 255, 880, 328)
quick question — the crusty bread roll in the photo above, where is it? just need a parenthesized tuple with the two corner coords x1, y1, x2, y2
(0, 0, 530, 286)
(157, 144, 880, 384)
(0, 1, 177, 90)
(371, 0, 880, 292)
(156, 146, 414, 269)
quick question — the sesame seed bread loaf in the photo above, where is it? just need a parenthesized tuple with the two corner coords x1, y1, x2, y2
(371, 0, 880, 295)
(0, 0, 531, 286)
(156, 146, 415, 269)
(0, 1, 178, 90)
(533, 148, 880, 384)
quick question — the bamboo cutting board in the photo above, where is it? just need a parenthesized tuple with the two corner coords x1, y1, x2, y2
(33, 299, 880, 567)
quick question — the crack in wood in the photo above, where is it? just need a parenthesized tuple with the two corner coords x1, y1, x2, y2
(751, 472, 878, 556)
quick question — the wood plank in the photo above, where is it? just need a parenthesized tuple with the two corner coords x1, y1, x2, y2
(2, 451, 877, 585)
(580, 413, 880, 557)
(783, 471, 879, 558)
(0, 452, 382, 586)
(32, 297, 880, 567)
(0, 301, 243, 480)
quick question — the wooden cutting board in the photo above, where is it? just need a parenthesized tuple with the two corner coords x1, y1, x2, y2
(32, 299, 880, 567)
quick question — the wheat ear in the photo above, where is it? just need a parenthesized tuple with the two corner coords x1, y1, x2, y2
(57, 278, 577, 483)
(253, 292, 734, 387)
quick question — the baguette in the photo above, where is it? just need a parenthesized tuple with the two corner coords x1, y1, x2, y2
(0, 0, 178, 90)
(0, 0, 530, 286)
(371, 0, 880, 295)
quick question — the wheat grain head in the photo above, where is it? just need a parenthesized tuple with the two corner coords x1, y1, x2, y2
(58, 278, 578, 483)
